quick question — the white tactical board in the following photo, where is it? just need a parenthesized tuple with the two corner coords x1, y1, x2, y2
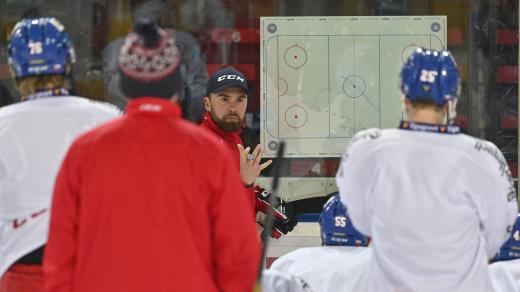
(260, 16, 447, 157)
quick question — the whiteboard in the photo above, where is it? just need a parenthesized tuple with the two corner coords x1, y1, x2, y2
(260, 16, 447, 157)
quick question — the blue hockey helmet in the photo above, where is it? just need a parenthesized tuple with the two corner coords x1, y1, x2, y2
(7, 17, 76, 78)
(493, 215, 520, 262)
(319, 193, 369, 246)
(400, 48, 460, 106)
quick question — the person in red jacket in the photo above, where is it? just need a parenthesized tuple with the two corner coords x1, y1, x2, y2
(44, 19, 260, 292)
(200, 67, 297, 239)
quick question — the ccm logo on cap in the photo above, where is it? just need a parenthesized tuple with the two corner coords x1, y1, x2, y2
(218, 74, 244, 82)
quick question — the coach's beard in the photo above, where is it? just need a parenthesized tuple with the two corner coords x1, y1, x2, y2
(211, 112, 243, 132)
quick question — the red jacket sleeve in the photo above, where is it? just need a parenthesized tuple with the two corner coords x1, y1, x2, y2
(44, 143, 82, 292)
(210, 153, 261, 292)
(245, 185, 257, 217)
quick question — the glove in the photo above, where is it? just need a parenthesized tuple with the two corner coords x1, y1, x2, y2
(254, 186, 298, 239)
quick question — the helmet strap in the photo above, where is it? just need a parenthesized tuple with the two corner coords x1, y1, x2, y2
(444, 99, 458, 125)
(400, 95, 409, 122)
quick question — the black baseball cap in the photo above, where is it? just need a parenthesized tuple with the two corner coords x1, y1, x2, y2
(206, 67, 249, 96)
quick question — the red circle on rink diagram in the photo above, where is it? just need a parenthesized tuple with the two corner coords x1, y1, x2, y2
(284, 44, 307, 70)
(285, 105, 308, 129)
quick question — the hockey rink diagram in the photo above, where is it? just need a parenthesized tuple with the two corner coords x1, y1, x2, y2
(260, 16, 446, 157)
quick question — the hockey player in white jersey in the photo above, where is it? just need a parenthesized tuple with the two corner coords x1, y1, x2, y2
(263, 193, 372, 292)
(336, 48, 518, 292)
(0, 17, 120, 291)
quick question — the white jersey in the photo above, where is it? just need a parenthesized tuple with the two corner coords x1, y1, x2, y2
(268, 246, 372, 292)
(0, 96, 121, 278)
(336, 124, 518, 292)
(490, 259, 520, 292)
(266, 245, 520, 292)
(262, 269, 314, 292)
